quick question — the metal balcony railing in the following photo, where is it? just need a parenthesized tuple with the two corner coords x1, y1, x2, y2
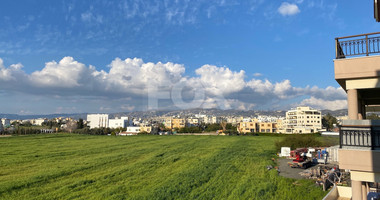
(335, 32, 380, 59)
(339, 125, 380, 150)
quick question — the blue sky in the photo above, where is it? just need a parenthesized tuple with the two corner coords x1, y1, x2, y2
(0, 0, 378, 114)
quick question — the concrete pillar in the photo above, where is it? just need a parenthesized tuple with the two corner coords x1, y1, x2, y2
(352, 180, 363, 200)
(348, 89, 359, 120)
(362, 183, 367, 200)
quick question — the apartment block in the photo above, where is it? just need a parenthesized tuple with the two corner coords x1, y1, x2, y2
(108, 117, 130, 129)
(284, 106, 322, 134)
(139, 125, 152, 133)
(259, 122, 275, 133)
(237, 121, 258, 134)
(87, 114, 109, 129)
(172, 118, 186, 129)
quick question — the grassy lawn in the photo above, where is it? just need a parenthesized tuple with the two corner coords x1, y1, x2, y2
(0, 134, 327, 199)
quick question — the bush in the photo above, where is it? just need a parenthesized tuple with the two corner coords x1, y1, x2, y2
(274, 134, 322, 151)
(178, 127, 202, 133)
(225, 129, 239, 135)
(138, 131, 150, 135)
(72, 127, 112, 135)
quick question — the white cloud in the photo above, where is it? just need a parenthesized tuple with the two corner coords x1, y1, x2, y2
(0, 57, 347, 113)
(195, 64, 245, 96)
(278, 2, 300, 16)
(253, 72, 263, 77)
(0, 59, 27, 82)
(30, 57, 93, 88)
(300, 97, 347, 110)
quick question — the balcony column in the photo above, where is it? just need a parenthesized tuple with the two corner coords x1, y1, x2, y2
(348, 89, 359, 120)
(351, 180, 363, 200)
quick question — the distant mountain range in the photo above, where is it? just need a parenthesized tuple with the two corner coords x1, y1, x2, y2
(0, 108, 349, 120)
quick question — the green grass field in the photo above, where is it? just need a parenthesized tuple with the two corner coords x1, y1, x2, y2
(0, 134, 327, 199)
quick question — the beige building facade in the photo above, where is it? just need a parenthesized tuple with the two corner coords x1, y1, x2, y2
(259, 122, 275, 133)
(237, 121, 258, 133)
(139, 125, 152, 133)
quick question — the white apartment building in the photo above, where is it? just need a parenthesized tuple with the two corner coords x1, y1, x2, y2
(87, 114, 109, 129)
(1, 118, 10, 127)
(33, 118, 47, 126)
(203, 116, 223, 124)
(283, 106, 322, 134)
(108, 117, 130, 129)
(186, 117, 200, 127)
(226, 116, 243, 125)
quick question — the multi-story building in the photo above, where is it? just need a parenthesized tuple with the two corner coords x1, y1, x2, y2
(186, 117, 200, 127)
(226, 116, 243, 126)
(108, 117, 130, 129)
(32, 118, 47, 126)
(87, 114, 109, 129)
(162, 117, 173, 129)
(237, 121, 258, 134)
(139, 125, 152, 133)
(259, 122, 275, 133)
(284, 106, 322, 134)
(172, 118, 186, 129)
(275, 119, 284, 133)
(331, 30, 380, 200)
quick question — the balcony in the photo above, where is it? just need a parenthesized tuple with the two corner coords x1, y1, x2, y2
(338, 120, 380, 173)
(340, 122, 380, 150)
(336, 32, 380, 59)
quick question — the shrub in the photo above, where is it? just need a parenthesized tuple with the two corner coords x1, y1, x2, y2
(138, 131, 149, 135)
(274, 134, 322, 151)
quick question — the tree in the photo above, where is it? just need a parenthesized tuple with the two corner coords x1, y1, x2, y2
(220, 121, 227, 132)
(204, 123, 222, 132)
(322, 113, 337, 131)
(65, 120, 77, 133)
(22, 121, 32, 127)
(77, 118, 84, 129)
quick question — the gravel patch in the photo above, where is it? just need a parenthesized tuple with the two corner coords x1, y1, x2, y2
(277, 158, 320, 179)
